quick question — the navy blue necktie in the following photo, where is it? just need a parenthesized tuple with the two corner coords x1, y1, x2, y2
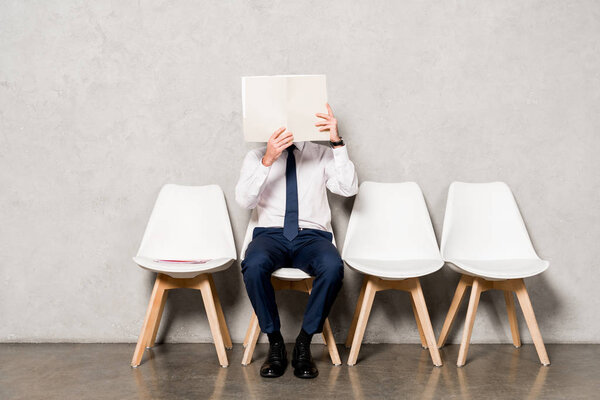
(283, 144, 299, 241)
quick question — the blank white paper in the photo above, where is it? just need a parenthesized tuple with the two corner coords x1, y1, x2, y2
(242, 75, 329, 142)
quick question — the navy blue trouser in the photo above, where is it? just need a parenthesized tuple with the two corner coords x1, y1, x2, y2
(241, 227, 344, 335)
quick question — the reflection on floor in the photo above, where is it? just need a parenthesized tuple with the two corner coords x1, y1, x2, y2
(1, 343, 597, 399)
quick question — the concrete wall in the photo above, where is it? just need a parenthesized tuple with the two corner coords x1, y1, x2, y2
(1, 0, 599, 344)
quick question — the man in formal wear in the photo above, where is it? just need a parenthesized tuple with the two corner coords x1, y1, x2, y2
(235, 104, 358, 379)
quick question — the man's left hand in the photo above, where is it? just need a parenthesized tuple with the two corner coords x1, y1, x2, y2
(315, 103, 342, 144)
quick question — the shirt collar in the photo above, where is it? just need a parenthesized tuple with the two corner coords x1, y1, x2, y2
(294, 141, 306, 152)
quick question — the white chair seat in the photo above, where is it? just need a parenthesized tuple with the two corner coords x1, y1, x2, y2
(438, 182, 551, 366)
(344, 258, 444, 280)
(133, 256, 235, 279)
(131, 184, 237, 368)
(341, 182, 444, 366)
(271, 267, 312, 281)
(445, 258, 549, 280)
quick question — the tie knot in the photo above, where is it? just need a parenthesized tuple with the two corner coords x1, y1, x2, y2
(287, 144, 296, 156)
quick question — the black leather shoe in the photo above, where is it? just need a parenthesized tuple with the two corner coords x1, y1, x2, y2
(292, 342, 318, 379)
(260, 342, 287, 378)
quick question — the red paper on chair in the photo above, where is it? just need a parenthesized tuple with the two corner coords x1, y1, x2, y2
(154, 259, 210, 264)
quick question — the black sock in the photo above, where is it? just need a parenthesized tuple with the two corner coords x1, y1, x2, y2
(296, 328, 313, 345)
(267, 331, 284, 345)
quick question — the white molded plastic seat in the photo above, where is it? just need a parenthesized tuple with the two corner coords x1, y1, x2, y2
(342, 181, 444, 279)
(437, 182, 550, 367)
(342, 181, 443, 366)
(132, 257, 234, 278)
(131, 184, 236, 368)
(271, 267, 312, 280)
(133, 184, 236, 279)
(442, 259, 548, 281)
(341, 259, 444, 280)
(440, 182, 549, 280)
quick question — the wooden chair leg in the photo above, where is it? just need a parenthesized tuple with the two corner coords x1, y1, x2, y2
(147, 285, 169, 348)
(457, 277, 483, 367)
(197, 275, 229, 367)
(410, 278, 443, 366)
(131, 274, 168, 367)
(504, 290, 521, 348)
(322, 318, 342, 365)
(208, 274, 232, 350)
(411, 295, 428, 349)
(347, 276, 377, 366)
(514, 279, 550, 366)
(243, 313, 257, 348)
(241, 312, 261, 366)
(345, 276, 368, 348)
(437, 274, 470, 348)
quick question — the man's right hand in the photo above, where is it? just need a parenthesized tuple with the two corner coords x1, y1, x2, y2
(262, 127, 294, 167)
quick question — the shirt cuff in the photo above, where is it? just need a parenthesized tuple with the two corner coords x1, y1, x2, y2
(332, 145, 350, 167)
(257, 157, 272, 175)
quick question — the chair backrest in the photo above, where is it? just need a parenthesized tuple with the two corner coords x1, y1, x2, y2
(440, 182, 540, 261)
(137, 184, 236, 261)
(239, 209, 336, 260)
(341, 181, 442, 261)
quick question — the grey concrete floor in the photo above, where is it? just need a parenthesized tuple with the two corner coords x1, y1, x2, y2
(0, 343, 598, 399)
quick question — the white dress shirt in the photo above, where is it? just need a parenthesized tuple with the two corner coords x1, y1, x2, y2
(235, 141, 359, 232)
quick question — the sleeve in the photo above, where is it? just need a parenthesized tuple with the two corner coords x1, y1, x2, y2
(235, 149, 271, 209)
(324, 145, 359, 197)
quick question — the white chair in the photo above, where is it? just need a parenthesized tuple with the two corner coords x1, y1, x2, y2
(437, 182, 550, 367)
(239, 209, 342, 366)
(131, 184, 237, 368)
(343, 181, 444, 366)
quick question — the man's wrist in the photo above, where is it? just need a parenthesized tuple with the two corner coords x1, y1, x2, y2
(261, 156, 273, 167)
(330, 136, 344, 148)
